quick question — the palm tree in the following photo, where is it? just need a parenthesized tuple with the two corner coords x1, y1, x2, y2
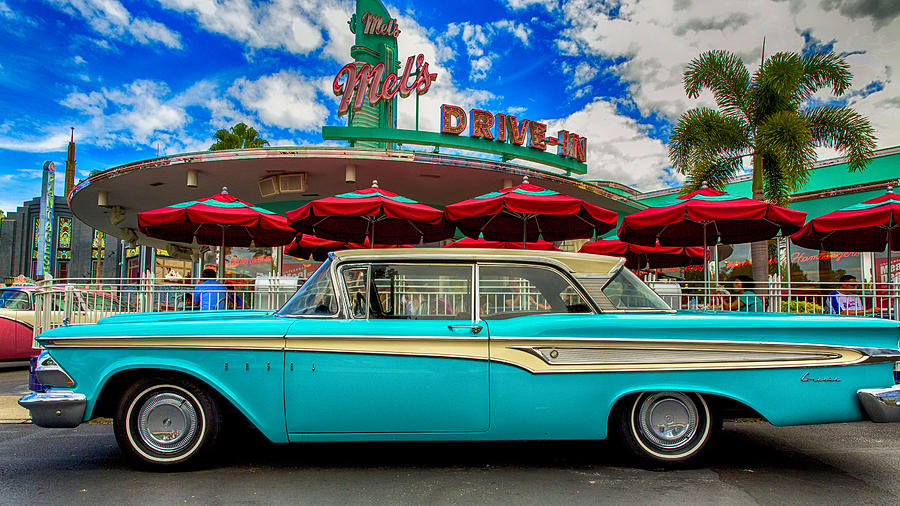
(668, 48, 876, 284)
(209, 123, 270, 151)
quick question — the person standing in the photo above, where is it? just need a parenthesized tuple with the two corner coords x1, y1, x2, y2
(192, 268, 227, 310)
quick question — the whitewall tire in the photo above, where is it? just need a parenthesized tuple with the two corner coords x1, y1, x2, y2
(114, 377, 223, 469)
(618, 391, 717, 466)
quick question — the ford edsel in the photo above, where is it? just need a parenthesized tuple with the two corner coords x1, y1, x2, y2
(19, 249, 900, 468)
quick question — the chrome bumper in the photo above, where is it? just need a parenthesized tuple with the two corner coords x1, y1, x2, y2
(857, 385, 900, 423)
(18, 391, 86, 428)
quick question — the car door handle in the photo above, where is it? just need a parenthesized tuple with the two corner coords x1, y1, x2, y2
(448, 325, 483, 334)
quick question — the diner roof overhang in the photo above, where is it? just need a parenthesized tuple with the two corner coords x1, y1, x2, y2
(69, 146, 645, 249)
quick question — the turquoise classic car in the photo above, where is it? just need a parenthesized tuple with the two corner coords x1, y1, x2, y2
(19, 249, 900, 468)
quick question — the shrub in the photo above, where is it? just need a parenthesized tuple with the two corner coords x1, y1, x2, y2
(780, 300, 824, 314)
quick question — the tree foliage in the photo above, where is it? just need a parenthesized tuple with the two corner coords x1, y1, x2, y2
(209, 123, 270, 151)
(669, 49, 875, 206)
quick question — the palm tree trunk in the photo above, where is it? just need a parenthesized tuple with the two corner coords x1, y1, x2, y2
(751, 154, 769, 295)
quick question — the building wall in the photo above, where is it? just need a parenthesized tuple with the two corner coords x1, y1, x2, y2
(0, 196, 124, 281)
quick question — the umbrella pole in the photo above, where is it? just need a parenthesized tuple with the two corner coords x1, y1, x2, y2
(219, 225, 226, 281)
(703, 223, 709, 305)
(523, 219, 527, 250)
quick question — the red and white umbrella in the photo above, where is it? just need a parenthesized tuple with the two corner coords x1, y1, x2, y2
(579, 238, 707, 270)
(287, 180, 452, 245)
(443, 237, 561, 250)
(138, 187, 294, 279)
(792, 187, 900, 282)
(444, 176, 617, 246)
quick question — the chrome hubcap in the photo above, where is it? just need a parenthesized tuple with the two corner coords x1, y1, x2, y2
(137, 392, 199, 454)
(637, 392, 698, 450)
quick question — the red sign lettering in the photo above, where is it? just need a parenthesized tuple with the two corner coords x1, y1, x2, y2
(469, 109, 494, 140)
(441, 105, 466, 134)
(361, 11, 401, 37)
(333, 54, 437, 116)
(349, 11, 402, 38)
(440, 105, 588, 163)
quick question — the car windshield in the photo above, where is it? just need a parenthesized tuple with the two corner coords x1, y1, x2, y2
(601, 268, 671, 311)
(0, 290, 31, 310)
(277, 259, 339, 316)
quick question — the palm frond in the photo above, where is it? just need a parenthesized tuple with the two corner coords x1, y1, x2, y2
(668, 107, 750, 173)
(803, 106, 876, 171)
(682, 155, 745, 193)
(209, 123, 270, 151)
(756, 110, 817, 194)
(798, 52, 852, 101)
(749, 52, 804, 123)
(683, 50, 751, 119)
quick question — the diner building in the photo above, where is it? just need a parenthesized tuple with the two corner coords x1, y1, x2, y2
(4, 0, 896, 290)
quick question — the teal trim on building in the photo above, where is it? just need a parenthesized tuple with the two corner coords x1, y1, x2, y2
(627, 146, 900, 220)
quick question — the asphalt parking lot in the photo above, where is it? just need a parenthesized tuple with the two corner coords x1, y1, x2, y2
(3, 366, 900, 504)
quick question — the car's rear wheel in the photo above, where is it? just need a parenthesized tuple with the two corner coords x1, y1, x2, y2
(114, 377, 223, 469)
(618, 391, 717, 466)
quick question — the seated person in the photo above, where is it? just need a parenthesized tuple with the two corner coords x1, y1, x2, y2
(192, 268, 227, 310)
(722, 275, 763, 312)
(504, 279, 551, 312)
(827, 275, 881, 315)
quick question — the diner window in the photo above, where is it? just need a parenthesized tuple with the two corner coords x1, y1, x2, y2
(478, 265, 593, 319)
(341, 263, 473, 320)
(788, 244, 862, 284)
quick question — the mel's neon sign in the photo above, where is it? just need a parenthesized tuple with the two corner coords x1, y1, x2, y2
(439, 105, 588, 163)
(333, 54, 438, 116)
(349, 10, 401, 37)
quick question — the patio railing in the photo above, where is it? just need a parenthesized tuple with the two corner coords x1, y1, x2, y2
(30, 272, 300, 337)
(649, 279, 899, 320)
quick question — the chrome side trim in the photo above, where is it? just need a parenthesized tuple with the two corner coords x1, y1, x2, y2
(510, 345, 841, 366)
(18, 391, 86, 428)
(857, 385, 900, 422)
(854, 347, 900, 364)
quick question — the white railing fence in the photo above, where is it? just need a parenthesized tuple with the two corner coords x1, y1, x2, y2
(31, 272, 301, 337)
(649, 279, 899, 320)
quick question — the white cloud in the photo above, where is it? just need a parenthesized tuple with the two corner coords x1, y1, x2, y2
(545, 98, 673, 190)
(0, 131, 72, 153)
(48, 0, 183, 49)
(445, 20, 534, 82)
(389, 12, 495, 131)
(157, 0, 337, 57)
(228, 70, 330, 131)
(73, 55, 86, 65)
(555, 0, 900, 151)
(572, 61, 598, 87)
(0, 1, 14, 19)
(502, 0, 557, 11)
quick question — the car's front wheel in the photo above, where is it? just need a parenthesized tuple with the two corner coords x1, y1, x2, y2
(114, 377, 223, 469)
(618, 391, 717, 466)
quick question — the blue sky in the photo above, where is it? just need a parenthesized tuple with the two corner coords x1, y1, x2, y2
(1, 0, 898, 214)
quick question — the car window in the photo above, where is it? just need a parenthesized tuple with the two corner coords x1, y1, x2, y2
(341, 263, 473, 320)
(601, 268, 670, 310)
(479, 264, 593, 319)
(0, 290, 31, 310)
(278, 259, 339, 316)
